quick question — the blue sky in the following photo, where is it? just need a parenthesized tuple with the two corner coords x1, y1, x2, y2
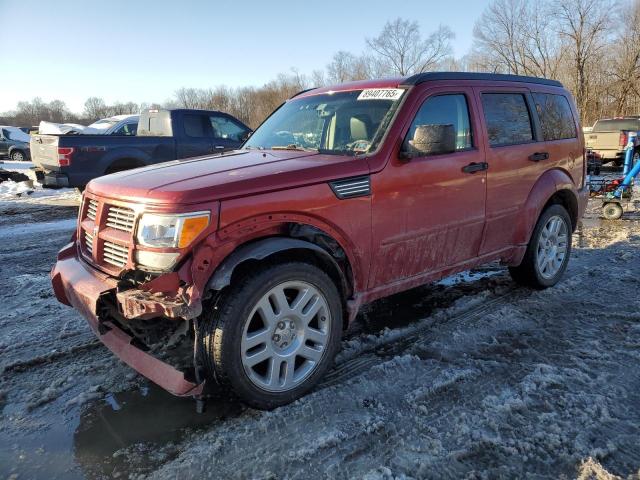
(0, 0, 490, 113)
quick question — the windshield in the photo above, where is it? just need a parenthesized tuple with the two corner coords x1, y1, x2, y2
(592, 119, 640, 132)
(244, 89, 406, 155)
(2, 127, 29, 142)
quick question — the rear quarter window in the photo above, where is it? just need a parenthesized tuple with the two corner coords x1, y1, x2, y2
(481, 93, 533, 147)
(533, 93, 576, 140)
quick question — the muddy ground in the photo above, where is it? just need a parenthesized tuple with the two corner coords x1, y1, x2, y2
(1, 187, 640, 479)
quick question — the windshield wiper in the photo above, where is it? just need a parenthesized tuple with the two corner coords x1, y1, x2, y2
(271, 144, 318, 152)
(317, 148, 360, 156)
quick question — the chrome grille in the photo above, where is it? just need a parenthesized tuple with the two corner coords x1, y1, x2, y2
(84, 231, 94, 254)
(86, 199, 98, 220)
(106, 206, 135, 232)
(103, 241, 128, 267)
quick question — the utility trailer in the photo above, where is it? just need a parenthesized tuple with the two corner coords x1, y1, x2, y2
(588, 133, 640, 219)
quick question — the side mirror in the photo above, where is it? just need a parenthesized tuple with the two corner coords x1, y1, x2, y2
(400, 124, 456, 160)
(241, 130, 252, 142)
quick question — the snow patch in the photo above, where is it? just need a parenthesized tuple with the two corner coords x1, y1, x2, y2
(0, 218, 76, 239)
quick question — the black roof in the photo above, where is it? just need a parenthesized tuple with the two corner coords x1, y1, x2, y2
(401, 72, 563, 88)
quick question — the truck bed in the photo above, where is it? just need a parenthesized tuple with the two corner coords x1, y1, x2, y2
(31, 134, 178, 188)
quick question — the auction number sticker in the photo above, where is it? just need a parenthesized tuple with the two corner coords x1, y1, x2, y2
(357, 89, 405, 100)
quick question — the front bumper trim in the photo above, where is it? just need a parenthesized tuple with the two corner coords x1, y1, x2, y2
(51, 250, 204, 397)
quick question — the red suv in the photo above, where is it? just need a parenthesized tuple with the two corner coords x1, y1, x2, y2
(51, 73, 588, 409)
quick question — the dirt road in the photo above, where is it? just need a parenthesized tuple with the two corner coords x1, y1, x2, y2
(1, 190, 639, 479)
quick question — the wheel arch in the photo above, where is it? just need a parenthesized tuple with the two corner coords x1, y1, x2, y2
(205, 227, 355, 327)
(101, 149, 150, 174)
(8, 146, 26, 158)
(104, 157, 147, 174)
(514, 169, 580, 246)
(208, 235, 350, 294)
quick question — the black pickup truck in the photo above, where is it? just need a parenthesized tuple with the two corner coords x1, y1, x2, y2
(31, 109, 251, 189)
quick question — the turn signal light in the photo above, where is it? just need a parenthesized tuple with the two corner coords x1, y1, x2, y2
(178, 215, 209, 248)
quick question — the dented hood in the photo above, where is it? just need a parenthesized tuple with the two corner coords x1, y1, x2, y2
(87, 150, 370, 204)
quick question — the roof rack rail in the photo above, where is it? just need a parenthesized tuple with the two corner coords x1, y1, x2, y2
(400, 72, 563, 88)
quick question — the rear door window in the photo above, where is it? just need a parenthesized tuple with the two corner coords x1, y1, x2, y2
(406, 94, 473, 152)
(532, 93, 576, 140)
(183, 114, 212, 138)
(481, 93, 534, 146)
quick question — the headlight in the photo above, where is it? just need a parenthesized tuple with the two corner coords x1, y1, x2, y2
(136, 211, 210, 248)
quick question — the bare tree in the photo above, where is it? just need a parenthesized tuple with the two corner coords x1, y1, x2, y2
(326, 51, 372, 83)
(473, 0, 561, 77)
(83, 97, 109, 121)
(609, 0, 640, 115)
(554, 0, 613, 120)
(174, 88, 208, 109)
(366, 18, 454, 76)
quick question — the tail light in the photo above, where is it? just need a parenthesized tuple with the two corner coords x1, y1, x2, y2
(57, 147, 75, 166)
(619, 132, 628, 148)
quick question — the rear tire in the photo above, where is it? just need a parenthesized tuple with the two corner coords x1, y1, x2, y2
(198, 261, 343, 410)
(509, 204, 572, 289)
(602, 202, 623, 220)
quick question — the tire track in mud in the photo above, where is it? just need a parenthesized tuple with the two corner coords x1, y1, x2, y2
(1, 339, 102, 374)
(319, 286, 521, 389)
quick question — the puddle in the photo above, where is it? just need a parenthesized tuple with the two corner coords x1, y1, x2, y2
(1, 383, 245, 479)
(72, 384, 245, 478)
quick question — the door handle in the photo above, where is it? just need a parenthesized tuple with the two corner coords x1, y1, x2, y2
(529, 152, 549, 162)
(214, 145, 225, 150)
(461, 162, 488, 174)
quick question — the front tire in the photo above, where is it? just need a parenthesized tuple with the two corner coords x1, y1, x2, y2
(10, 150, 25, 162)
(198, 261, 343, 409)
(509, 204, 572, 289)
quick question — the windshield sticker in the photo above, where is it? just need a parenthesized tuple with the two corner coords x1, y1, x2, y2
(357, 89, 404, 101)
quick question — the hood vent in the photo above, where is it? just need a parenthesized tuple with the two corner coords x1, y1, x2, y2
(329, 175, 371, 199)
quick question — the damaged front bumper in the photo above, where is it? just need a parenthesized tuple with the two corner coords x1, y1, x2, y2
(50, 242, 204, 397)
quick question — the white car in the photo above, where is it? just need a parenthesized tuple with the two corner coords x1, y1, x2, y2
(39, 114, 139, 136)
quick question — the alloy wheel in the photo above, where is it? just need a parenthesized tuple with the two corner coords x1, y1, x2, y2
(536, 215, 569, 279)
(240, 280, 331, 392)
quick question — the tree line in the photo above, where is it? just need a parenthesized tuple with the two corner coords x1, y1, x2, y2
(2, 0, 638, 129)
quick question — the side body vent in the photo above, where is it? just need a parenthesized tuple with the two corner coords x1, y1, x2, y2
(329, 175, 371, 199)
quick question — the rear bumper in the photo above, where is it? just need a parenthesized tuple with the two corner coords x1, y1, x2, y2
(590, 149, 624, 160)
(39, 171, 70, 188)
(50, 243, 204, 397)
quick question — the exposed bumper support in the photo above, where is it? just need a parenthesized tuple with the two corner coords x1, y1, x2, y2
(50, 244, 204, 397)
(116, 289, 202, 321)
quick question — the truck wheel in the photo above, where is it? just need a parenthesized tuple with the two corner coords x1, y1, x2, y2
(602, 202, 623, 220)
(509, 204, 572, 289)
(10, 150, 25, 161)
(198, 261, 343, 409)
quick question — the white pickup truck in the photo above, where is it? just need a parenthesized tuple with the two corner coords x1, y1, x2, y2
(584, 117, 640, 166)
